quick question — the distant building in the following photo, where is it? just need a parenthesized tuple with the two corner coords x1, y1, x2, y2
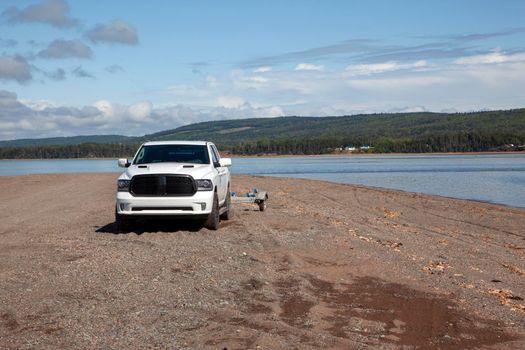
(344, 146, 356, 151)
(360, 145, 374, 150)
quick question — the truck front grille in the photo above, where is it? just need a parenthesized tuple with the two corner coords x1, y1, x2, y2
(130, 174, 196, 196)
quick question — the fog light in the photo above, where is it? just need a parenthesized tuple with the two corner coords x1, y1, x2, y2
(199, 203, 206, 210)
(119, 203, 126, 211)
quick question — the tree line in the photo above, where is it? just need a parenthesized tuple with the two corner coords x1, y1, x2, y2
(228, 132, 525, 155)
(0, 143, 141, 159)
(0, 132, 523, 159)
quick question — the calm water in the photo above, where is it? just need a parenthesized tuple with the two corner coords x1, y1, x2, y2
(1, 154, 524, 208)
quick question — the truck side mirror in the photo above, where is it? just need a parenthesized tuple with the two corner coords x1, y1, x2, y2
(219, 158, 232, 167)
(118, 158, 130, 168)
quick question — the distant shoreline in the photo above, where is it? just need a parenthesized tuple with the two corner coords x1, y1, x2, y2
(222, 150, 525, 158)
(1, 150, 523, 161)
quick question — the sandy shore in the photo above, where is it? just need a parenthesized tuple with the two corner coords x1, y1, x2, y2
(0, 173, 524, 349)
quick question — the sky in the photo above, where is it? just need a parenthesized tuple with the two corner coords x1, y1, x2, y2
(0, 0, 524, 140)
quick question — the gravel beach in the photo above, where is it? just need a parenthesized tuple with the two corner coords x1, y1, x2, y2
(1, 173, 524, 349)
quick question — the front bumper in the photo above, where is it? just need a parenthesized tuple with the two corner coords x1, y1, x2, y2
(116, 191, 214, 216)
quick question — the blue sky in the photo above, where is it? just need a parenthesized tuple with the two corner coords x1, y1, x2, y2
(1, 0, 524, 140)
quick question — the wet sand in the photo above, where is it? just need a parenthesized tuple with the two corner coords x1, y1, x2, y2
(0, 173, 524, 349)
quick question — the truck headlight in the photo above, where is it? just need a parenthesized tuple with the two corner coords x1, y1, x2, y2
(196, 179, 213, 191)
(117, 179, 130, 192)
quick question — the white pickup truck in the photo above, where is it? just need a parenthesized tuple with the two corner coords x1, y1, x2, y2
(115, 141, 232, 231)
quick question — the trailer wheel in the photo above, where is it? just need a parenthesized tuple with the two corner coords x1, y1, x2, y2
(258, 200, 267, 212)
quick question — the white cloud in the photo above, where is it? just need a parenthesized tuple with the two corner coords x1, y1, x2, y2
(346, 62, 398, 75)
(127, 101, 152, 122)
(0, 89, 285, 140)
(387, 105, 428, 113)
(348, 75, 449, 89)
(231, 72, 270, 90)
(215, 96, 245, 109)
(345, 60, 427, 76)
(92, 100, 153, 124)
(93, 100, 115, 117)
(206, 75, 218, 87)
(4, 0, 77, 28)
(86, 20, 139, 45)
(244, 76, 268, 83)
(262, 106, 285, 117)
(0, 120, 33, 133)
(159, 56, 525, 115)
(295, 63, 324, 71)
(0, 55, 32, 82)
(254, 66, 272, 73)
(460, 61, 525, 88)
(455, 50, 525, 65)
(20, 98, 59, 111)
(38, 39, 92, 59)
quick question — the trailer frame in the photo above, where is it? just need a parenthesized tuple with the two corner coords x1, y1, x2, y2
(231, 188, 268, 211)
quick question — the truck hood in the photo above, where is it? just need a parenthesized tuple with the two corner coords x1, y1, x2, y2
(119, 163, 214, 180)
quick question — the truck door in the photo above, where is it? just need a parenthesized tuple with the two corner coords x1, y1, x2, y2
(210, 145, 228, 204)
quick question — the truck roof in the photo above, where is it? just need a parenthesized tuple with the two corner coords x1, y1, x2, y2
(142, 141, 211, 146)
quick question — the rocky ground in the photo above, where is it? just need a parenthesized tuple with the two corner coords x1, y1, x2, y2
(0, 173, 524, 349)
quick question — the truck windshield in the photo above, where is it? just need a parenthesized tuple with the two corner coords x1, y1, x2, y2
(133, 144, 210, 165)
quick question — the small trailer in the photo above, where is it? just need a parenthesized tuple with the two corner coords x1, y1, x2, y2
(231, 188, 268, 211)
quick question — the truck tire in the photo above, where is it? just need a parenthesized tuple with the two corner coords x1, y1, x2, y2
(220, 186, 234, 220)
(115, 207, 132, 232)
(204, 192, 220, 230)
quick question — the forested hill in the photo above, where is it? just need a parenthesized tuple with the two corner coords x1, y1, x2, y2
(146, 109, 525, 143)
(1, 109, 525, 158)
(0, 135, 136, 148)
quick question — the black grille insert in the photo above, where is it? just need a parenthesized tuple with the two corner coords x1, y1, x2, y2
(130, 174, 196, 197)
